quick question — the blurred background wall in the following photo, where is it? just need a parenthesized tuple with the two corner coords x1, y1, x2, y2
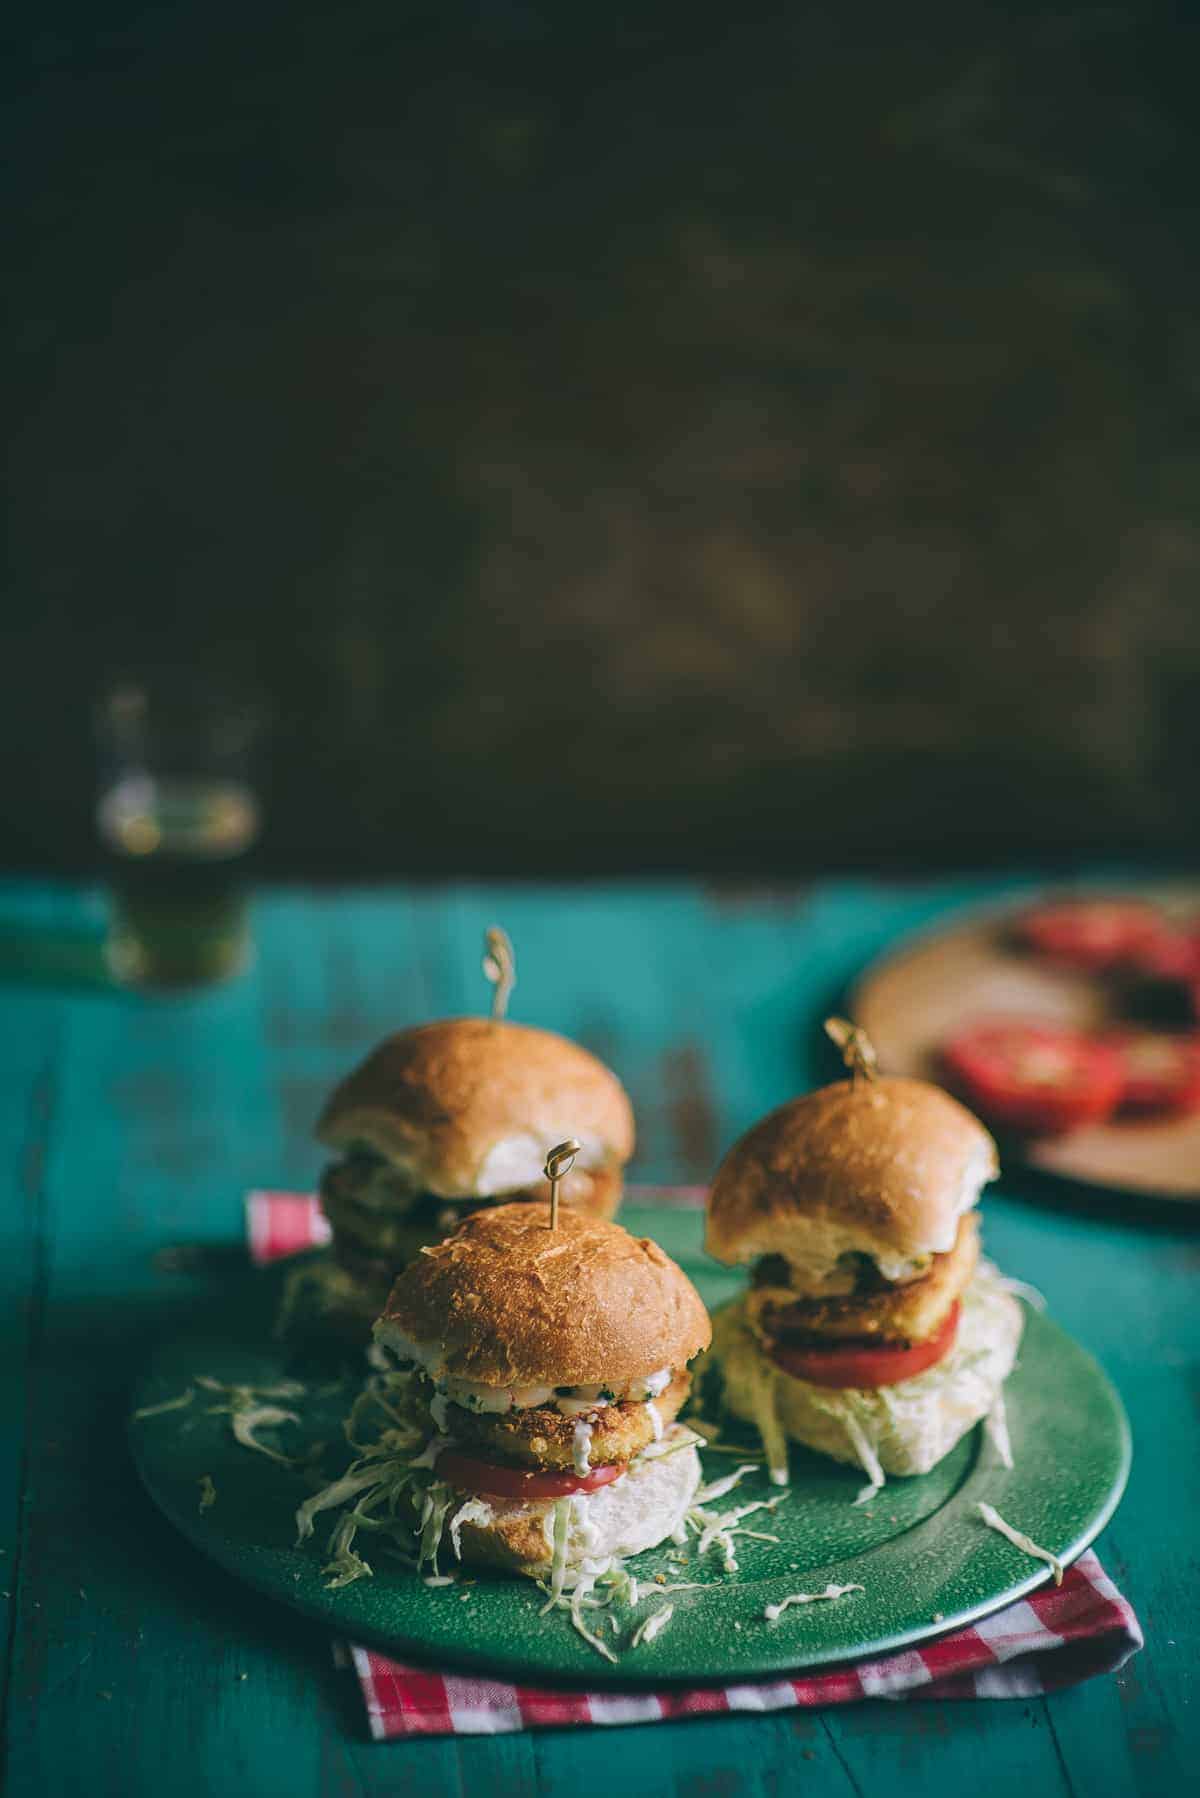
(5, 1, 1199, 876)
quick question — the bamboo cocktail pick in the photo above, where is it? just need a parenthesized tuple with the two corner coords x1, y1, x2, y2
(482, 926, 516, 1020)
(544, 1139, 582, 1231)
(824, 1016, 879, 1084)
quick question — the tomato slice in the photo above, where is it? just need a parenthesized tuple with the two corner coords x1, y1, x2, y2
(436, 1449, 626, 1500)
(1126, 923, 1200, 984)
(1103, 1031, 1200, 1117)
(768, 1301, 961, 1389)
(1017, 899, 1164, 971)
(941, 1019, 1123, 1135)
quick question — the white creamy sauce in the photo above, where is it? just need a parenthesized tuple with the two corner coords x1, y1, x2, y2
(375, 1332, 674, 1419)
(572, 1421, 594, 1476)
(569, 1490, 603, 1553)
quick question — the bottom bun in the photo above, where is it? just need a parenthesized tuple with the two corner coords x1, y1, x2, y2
(708, 1264, 1023, 1484)
(446, 1428, 702, 1580)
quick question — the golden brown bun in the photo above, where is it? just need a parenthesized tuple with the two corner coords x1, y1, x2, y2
(706, 1076, 997, 1273)
(317, 1018, 635, 1198)
(376, 1202, 711, 1388)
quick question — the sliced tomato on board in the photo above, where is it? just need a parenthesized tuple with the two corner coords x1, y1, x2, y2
(1017, 899, 1165, 971)
(768, 1302, 961, 1390)
(436, 1450, 626, 1500)
(1125, 923, 1200, 984)
(942, 1020, 1123, 1136)
(1103, 1031, 1200, 1118)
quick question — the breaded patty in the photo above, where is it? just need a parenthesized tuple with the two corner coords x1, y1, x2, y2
(442, 1371, 691, 1471)
(747, 1215, 979, 1348)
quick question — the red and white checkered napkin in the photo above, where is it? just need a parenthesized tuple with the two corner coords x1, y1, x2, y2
(246, 1189, 1142, 1737)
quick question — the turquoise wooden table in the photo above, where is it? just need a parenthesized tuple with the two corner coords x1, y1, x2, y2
(1, 877, 1195, 1797)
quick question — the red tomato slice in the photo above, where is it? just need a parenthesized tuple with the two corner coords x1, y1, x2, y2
(942, 1019, 1123, 1136)
(1126, 923, 1200, 984)
(768, 1302, 961, 1389)
(436, 1449, 626, 1500)
(1017, 899, 1164, 971)
(1103, 1031, 1200, 1117)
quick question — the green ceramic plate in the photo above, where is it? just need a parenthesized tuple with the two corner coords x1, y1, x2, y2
(129, 1207, 1130, 1685)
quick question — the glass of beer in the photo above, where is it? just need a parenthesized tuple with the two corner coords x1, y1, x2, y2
(94, 681, 263, 987)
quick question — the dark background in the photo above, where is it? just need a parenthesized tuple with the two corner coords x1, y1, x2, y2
(5, 1, 1199, 876)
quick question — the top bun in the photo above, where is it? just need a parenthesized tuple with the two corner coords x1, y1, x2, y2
(317, 1018, 635, 1198)
(706, 1075, 997, 1276)
(376, 1202, 712, 1388)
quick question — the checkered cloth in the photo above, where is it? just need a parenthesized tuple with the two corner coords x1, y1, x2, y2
(247, 1189, 1142, 1737)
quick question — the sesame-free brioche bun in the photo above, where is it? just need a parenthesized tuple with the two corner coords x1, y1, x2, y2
(706, 1076, 998, 1275)
(317, 1018, 634, 1199)
(375, 1202, 711, 1389)
(448, 1429, 703, 1578)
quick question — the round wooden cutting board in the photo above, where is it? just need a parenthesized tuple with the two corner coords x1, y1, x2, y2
(852, 893, 1200, 1201)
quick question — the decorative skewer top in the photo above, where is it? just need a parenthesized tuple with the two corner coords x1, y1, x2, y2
(543, 1138, 582, 1230)
(824, 1016, 879, 1085)
(482, 926, 516, 1021)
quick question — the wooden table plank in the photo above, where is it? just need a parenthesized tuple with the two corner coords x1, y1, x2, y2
(0, 993, 63, 1725)
(0, 955, 371, 1798)
(1, 877, 1194, 1797)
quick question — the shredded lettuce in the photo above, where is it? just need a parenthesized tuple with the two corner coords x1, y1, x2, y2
(197, 1474, 217, 1513)
(984, 1393, 1014, 1470)
(539, 1498, 573, 1614)
(322, 1512, 376, 1587)
(998, 1275, 1047, 1311)
(695, 1463, 760, 1506)
(977, 1502, 1063, 1585)
(449, 1498, 494, 1562)
(630, 1603, 674, 1647)
(296, 1463, 397, 1543)
(841, 1411, 885, 1505)
(763, 1583, 863, 1622)
(746, 1364, 790, 1487)
(196, 1375, 306, 1401)
(417, 1482, 456, 1574)
(636, 1428, 705, 1464)
(194, 1376, 309, 1465)
(568, 1576, 619, 1663)
(231, 1404, 302, 1464)
(690, 1494, 787, 1573)
(132, 1389, 194, 1422)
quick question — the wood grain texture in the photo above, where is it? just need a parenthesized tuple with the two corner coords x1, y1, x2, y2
(1, 875, 1196, 1797)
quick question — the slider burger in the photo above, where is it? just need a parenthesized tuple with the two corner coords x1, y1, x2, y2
(373, 1199, 711, 1582)
(285, 1012, 634, 1341)
(704, 1023, 1023, 1492)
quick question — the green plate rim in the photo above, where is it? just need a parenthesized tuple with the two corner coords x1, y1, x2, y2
(128, 1274, 1131, 1686)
